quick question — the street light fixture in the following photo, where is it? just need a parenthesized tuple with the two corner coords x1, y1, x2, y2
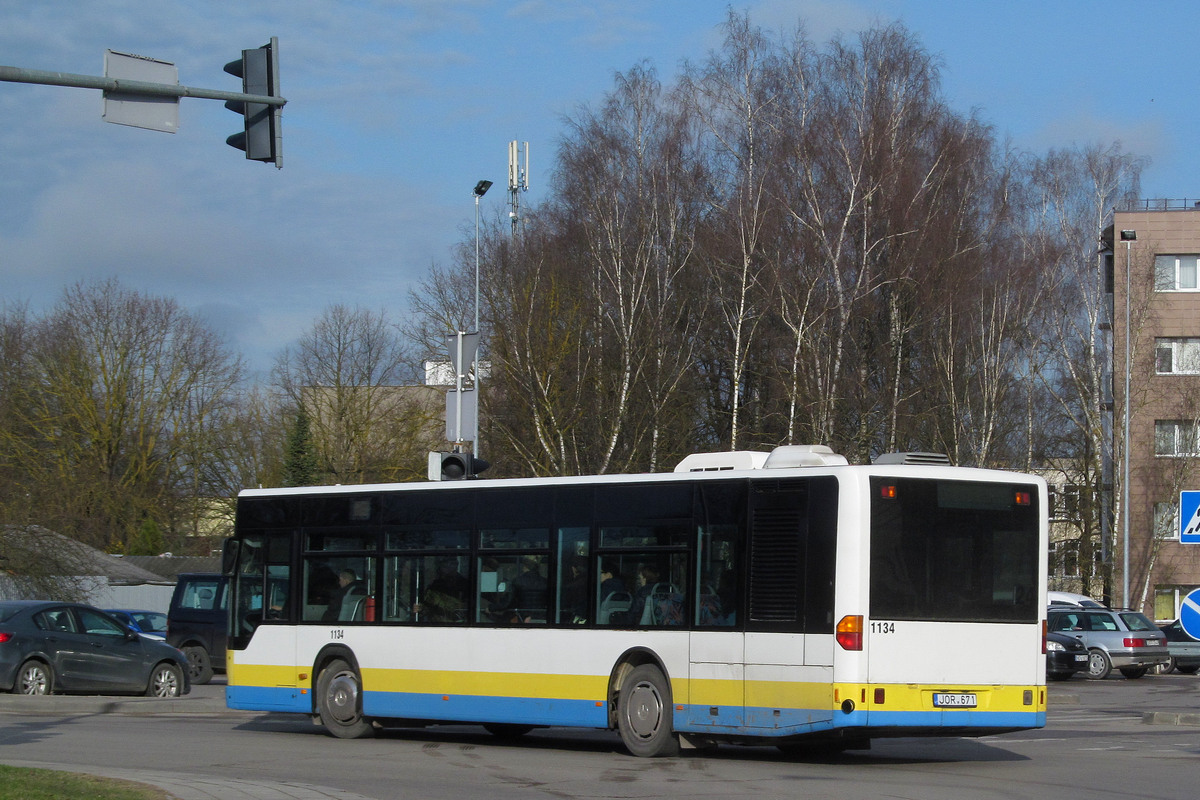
(1121, 229, 1135, 609)
(472, 179, 492, 461)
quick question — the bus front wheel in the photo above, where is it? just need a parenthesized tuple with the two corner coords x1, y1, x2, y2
(317, 658, 375, 739)
(617, 664, 680, 757)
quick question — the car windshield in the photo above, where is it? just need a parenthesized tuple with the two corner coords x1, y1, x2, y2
(133, 612, 167, 632)
(1119, 612, 1157, 632)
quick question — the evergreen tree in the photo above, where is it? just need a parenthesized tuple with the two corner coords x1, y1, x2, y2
(282, 409, 320, 487)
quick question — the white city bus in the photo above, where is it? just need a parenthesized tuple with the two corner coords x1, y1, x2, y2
(223, 445, 1047, 756)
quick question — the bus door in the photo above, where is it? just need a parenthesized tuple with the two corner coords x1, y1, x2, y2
(688, 508, 745, 731)
(229, 531, 302, 711)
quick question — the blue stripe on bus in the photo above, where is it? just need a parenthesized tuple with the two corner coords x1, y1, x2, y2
(860, 709, 1046, 728)
(226, 684, 311, 713)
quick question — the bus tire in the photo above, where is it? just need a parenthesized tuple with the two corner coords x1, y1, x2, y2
(182, 645, 214, 685)
(317, 658, 375, 739)
(617, 664, 679, 757)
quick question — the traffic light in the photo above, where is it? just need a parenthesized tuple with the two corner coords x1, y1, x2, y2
(428, 451, 490, 481)
(224, 38, 280, 165)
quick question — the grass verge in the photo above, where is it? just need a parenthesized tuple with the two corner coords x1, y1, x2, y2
(0, 765, 168, 799)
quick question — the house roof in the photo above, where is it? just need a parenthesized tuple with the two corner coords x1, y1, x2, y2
(121, 555, 221, 581)
(0, 525, 168, 584)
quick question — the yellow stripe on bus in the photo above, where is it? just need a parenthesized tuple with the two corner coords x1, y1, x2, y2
(362, 668, 609, 700)
(832, 683, 1045, 713)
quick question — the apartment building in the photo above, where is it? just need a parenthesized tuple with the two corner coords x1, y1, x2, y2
(1105, 202, 1200, 619)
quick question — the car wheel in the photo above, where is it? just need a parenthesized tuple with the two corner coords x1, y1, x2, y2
(146, 662, 185, 697)
(1150, 658, 1176, 675)
(16, 660, 53, 695)
(182, 645, 214, 685)
(1119, 667, 1148, 679)
(1177, 665, 1199, 675)
(616, 664, 680, 757)
(316, 658, 375, 739)
(1087, 649, 1112, 679)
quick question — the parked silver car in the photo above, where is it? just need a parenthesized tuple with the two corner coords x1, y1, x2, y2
(1046, 608, 1169, 679)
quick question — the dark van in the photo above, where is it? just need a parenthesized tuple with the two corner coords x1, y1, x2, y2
(167, 573, 227, 685)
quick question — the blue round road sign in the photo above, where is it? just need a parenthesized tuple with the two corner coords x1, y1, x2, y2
(1181, 588, 1200, 640)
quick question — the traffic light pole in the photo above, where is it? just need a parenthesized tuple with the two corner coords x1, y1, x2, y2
(0, 64, 286, 109)
(2, 40, 286, 168)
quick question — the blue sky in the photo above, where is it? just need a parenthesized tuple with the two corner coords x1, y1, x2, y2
(2, 1, 1196, 376)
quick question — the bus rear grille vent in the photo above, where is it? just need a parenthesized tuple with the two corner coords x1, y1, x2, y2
(873, 452, 952, 466)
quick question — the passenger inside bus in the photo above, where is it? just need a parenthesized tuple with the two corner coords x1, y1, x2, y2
(420, 559, 469, 623)
(323, 569, 365, 621)
(490, 556, 548, 623)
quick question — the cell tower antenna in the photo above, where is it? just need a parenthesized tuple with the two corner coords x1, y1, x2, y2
(508, 139, 529, 237)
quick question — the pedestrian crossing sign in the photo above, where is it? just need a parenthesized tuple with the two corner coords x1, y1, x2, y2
(1181, 491, 1200, 543)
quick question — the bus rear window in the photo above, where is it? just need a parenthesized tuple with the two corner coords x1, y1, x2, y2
(869, 477, 1039, 623)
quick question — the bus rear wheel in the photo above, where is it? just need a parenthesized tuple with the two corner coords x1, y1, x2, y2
(317, 658, 375, 739)
(617, 664, 680, 757)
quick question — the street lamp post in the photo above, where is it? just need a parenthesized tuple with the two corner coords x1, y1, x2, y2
(1120, 228, 1136, 609)
(472, 179, 492, 460)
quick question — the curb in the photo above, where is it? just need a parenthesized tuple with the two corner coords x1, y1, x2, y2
(1143, 710, 1200, 727)
(0, 694, 235, 715)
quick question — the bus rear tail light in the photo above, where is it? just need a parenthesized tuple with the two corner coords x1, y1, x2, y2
(836, 615, 863, 651)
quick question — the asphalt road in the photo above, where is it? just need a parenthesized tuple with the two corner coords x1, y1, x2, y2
(1, 674, 1198, 800)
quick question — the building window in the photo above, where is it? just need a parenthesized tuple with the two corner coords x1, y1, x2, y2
(1154, 501, 1179, 540)
(1050, 539, 1080, 579)
(1154, 254, 1200, 291)
(1156, 338, 1200, 374)
(1154, 586, 1198, 622)
(1155, 420, 1200, 456)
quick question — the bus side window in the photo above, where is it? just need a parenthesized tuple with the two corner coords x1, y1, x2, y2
(556, 527, 590, 624)
(696, 525, 739, 627)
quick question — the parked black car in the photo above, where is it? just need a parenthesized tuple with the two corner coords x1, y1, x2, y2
(1155, 619, 1200, 675)
(0, 601, 189, 696)
(1046, 630, 1089, 680)
(166, 573, 227, 685)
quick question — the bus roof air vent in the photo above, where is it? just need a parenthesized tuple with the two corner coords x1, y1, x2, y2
(673, 450, 770, 473)
(873, 452, 952, 466)
(763, 445, 849, 469)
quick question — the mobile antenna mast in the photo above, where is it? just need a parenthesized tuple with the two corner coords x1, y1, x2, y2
(508, 140, 529, 237)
